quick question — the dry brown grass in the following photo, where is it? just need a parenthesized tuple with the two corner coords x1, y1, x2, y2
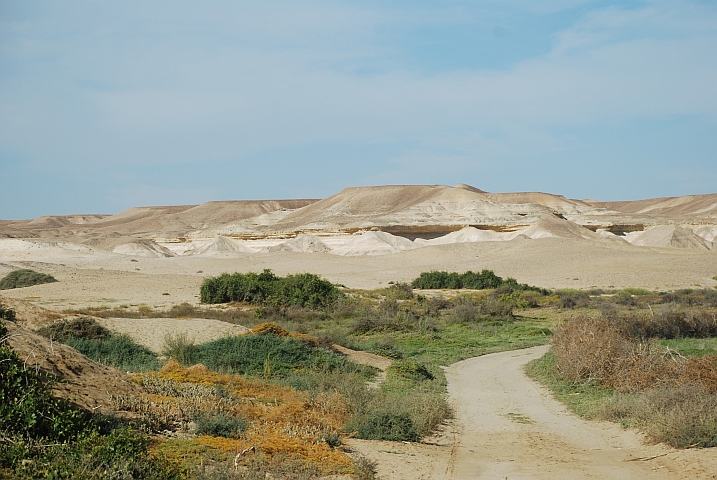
(551, 314, 717, 447)
(552, 315, 717, 393)
(248, 322, 321, 347)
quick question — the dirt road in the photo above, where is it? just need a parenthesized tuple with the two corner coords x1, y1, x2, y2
(444, 346, 675, 480)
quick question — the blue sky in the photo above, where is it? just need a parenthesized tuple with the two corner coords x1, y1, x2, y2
(1, 1, 716, 219)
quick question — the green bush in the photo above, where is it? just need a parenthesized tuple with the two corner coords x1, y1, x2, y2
(387, 361, 434, 381)
(0, 269, 57, 290)
(181, 333, 372, 378)
(0, 320, 185, 478)
(9, 426, 184, 479)
(346, 411, 419, 442)
(65, 335, 160, 372)
(0, 321, 87, 447)
(200, 269, 342, 308)
(411, 269, 547, 293)
(193, 412, 248, 438)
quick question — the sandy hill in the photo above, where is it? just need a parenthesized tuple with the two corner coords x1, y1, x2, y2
(269, 185, 447, 231)
(0, 199, 318, 240)
(1, 184, 716, 254)
(268, 233, 331, 253)
(264, 184, 551, 239)
(0, 297, 144, 412)
(587, 194, 717, 218)
(191, 235, 257, 255)
(629, 225, 714, 250)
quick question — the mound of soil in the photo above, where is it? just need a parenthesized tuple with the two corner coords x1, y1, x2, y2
(0, 295, 64, 329)
(4, 320, 144, 412)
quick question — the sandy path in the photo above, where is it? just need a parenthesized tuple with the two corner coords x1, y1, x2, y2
(445, 346, 681, 479)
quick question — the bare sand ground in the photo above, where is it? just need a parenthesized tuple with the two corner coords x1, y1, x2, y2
(95, 318, 250, 354)
(443, 346, 717, 480)
(349, 346, 717, 480)
(1, 238, 717, 311)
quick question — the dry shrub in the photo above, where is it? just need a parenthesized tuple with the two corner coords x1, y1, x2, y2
(682, 355, 717, 393)
(553, 315, 717, 393)
(599, 385, 717, 447)
(613, 307, 717, 340)
(249, 322, 320, 347)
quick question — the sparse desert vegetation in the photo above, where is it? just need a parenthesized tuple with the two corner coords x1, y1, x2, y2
(4, 265, 717, 478)
(526, 291, 717, 448)
(1, 269, 558, 478)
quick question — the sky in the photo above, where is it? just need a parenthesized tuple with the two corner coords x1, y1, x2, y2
(1, 1, 716, 219)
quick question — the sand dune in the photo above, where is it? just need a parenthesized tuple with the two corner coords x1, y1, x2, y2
(112, 239, 175, 257)
(268, 233, 331, 253)
(427, 227, 505, 245)
(330, 231, 417, 256)
(629, 225, 714, 250)
(190, 236, 257, 255)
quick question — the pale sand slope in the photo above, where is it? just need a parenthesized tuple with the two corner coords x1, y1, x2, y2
(443, 346, 717, 480)
(95, 318, 250, 354)
(1, 238, 717, 310)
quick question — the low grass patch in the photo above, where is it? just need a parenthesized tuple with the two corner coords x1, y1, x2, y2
(166, 332, 374, 379)
(524, 352, 616, 418)
(65, 335, 160, 372)
(661, 337, 717, 357)
(38, 317, 160, 372)
(0, 268, 57, 290)
(387, 319, 552, 367)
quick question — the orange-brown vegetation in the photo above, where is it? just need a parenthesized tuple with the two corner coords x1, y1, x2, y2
(249, 322, 321, 347)
(552, 315, 717, 393)
(125, 360, 354, 474)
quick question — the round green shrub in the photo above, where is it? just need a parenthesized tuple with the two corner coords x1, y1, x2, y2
(0, 269, 57, 290)
(348, 412, 419, 442)
(387, 361, 435, 381)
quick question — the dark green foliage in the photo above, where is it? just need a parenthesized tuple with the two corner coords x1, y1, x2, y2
(36, 317, 159, 371)
(0, 269, 57, 290)
(318, 432, 342, 448)
(387, 361, 435, 381)
(65, 335, 160, 372)
(37, 316, 112, 342)
(346, 412, 419, 442)
(193, 412, 248, 438)
(0, 321, 87, 446)
(8, 427, 184, 479)
(411, 269, 547, 293)
(0, 302, 15, 321)
(176, 333, 371, 377)
(200, 269, 342, 308)
(0, 320, 184, 478)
